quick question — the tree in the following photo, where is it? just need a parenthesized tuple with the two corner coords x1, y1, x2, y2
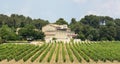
(25, 17, 32, 25)
(33, 19, 49, 30)
(77, 32, 85, 40)
(87, 34, 93, 41)
(99, 26, 116, 41)
(80, 15, 101, 28)
(0, 25, 19, 42)
(69, 18, 78, 31)
(114, 19, 120, 26)
(18, 25, 36, 40)
(18, 24, 45, 40)
(55, 18, 68, 25)
(70, 18, 77, 25)
(85, 28, 99, 41)
(0, 14, 9, 27)
(115, 26, 120, 40)
(0, 13, 120, 41)
(34, 31, 45, 40)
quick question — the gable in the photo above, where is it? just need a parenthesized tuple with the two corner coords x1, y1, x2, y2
(42, 25, 56, 32)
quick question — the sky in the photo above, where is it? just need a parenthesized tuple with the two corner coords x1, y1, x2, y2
(0, 0, 120, 23)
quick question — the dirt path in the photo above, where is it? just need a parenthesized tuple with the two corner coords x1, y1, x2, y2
(69, 43, 79, 64)
(57, 42, 63, 64)
(41, 43, 54, 64)
(64, 43, 71, 64)
(49, 43, 57, 64)
(34, 43, 50, 62)
(23, 46, 43, 64)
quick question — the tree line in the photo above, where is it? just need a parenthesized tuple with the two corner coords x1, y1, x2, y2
(55, 15, 120, 41)
(0, 14, 48, 43)
(0, 14, 120, 43)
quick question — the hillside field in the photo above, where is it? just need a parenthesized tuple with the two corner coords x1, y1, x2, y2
(0, 41, 120, 64)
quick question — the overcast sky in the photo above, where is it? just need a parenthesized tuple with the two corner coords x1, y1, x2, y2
(0, 0, 120, 22)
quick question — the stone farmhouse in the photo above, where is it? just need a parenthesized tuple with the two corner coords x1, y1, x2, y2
(42, 24, 77, 42)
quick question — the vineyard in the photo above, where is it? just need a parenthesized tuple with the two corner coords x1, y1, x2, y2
(0, 41, 120, 64)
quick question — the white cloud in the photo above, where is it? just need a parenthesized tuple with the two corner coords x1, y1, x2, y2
(87, 10, 101, 16)
(100, 0, 120, 16)
(83, 0, 120, 18)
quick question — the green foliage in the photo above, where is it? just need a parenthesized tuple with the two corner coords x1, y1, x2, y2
(62, 42, 66, 62)
(15, 46, 37, 61)
(70, 18, 77, 25)
(0, 42, 120, 63)
(18, 25, 35, 39)
(0, 14, 120, 41)
(116, 26, 120, 40)
(55, 18, 68, 25)
(47, 43, 56, 62)
(55, 42, 60, 62)
(73, 43, 90, 62)
(18, 24, 45, 40)
(39, 43, 53, 62)
(115, 19, 120, 26)
(0, 14, 49, 28)
(80, 15, 100, 28)
(0, 14, 48, 41)
(99, 26, 116, 41)
(31, 44, 49, 62)
(23, 46, 40, 62)
(33, 19, 49, 30)
(77, 32, 85, 40)
(66, 43, 74, 62)
(69, 43, 82, 62)
(34, 31, 45, 40)
(69, 15, 120, 41)
(0, 25, 19, 41)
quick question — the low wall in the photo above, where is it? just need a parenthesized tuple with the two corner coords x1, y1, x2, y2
(45, 39, 81, 43)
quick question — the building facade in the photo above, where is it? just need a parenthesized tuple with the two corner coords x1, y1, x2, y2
(42, 24, 77, 42)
